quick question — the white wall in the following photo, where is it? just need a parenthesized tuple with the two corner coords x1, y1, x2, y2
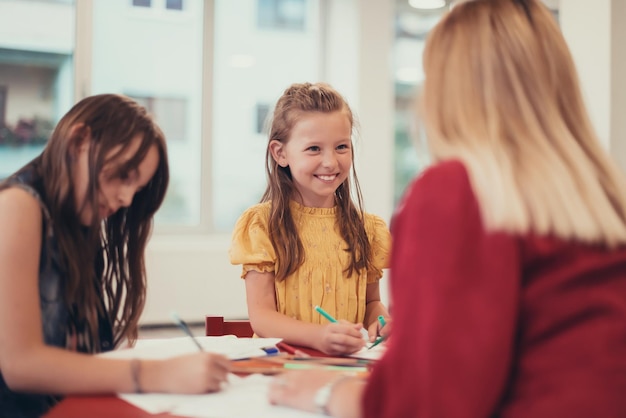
(143, 235, 246, 322)
(609, 0, 626, 171)
(559, 0, 612, 149)
(560, 0, 626, 172)
(0, 0, 74, 53)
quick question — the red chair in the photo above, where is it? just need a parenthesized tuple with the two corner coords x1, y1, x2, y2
(205, 316, 254, 338)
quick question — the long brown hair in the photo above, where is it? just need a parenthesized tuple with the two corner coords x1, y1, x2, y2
(262, 82, 371, 281)
(40, 94, 169, 348)
(421, 0, 626, 246)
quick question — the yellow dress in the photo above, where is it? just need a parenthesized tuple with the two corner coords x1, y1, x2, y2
(229, 201, 391, 325)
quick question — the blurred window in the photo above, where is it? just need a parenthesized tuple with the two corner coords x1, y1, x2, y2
(133, 0, 151, 8)
(392, 0, 559, 204)
(166, 0, 182, 11)
(0, 0, 320, 233)
(258, 0, 307, 30)
(0, 0, 75, 178)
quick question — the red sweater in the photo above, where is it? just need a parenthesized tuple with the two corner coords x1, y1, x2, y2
(364, 160, 626, 418)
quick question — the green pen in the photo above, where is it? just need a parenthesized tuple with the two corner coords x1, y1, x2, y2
(283, 363, 369, 373)
(367, 315, 387, 350)
(377, 315, 387, 329)
(367, 335, 386, 350)
(314, 305, 337, 323)
(315, 305, 369, 340)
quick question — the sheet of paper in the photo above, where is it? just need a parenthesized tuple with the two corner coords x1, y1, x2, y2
(100, 336, 282, 360)
(349, 341, 387, 360)
(104, 337, 362, 417)
(119, 374, 326, 418)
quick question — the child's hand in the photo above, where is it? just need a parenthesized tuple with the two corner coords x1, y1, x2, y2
(379, 317, 392, 338)
(367, 316, 392, 342)
(317, 320, 366, 355)
(149, 352, 231, 393)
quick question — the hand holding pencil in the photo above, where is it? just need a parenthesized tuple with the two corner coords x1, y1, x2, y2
(314, 305, 367, 355)
(367, 315, 391, 350)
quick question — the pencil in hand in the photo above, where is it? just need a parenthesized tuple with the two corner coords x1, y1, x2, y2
(170, 311, 204, 352)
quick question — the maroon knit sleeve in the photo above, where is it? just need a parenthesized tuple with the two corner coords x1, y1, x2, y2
(363, 160, 520, 418)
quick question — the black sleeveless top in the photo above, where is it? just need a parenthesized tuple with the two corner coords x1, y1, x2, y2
(0, 161, 114, 418)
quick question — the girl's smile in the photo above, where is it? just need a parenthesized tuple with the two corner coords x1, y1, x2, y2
(315, 174, 339, 182)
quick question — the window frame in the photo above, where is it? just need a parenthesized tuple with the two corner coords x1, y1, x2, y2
(73, 0, 330, 235)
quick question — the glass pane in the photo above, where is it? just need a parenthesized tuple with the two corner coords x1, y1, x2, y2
(165, 0, 183, 11)
(393, 2, 444, 204)
(212, 0, 320, 231)
(0, 0, 75, 179)
(258, 0, 307, 30)
(91, 0, 203, 226)
(133, 0, 151, 7)
(392, 0, 560, 204)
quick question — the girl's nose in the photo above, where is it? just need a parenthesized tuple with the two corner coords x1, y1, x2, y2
(321, 152, 337, 168)
(117, 185, 135, 207)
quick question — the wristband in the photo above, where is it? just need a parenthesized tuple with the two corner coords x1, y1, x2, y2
(313, 375, 351, 415)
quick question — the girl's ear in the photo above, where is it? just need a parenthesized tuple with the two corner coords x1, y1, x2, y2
(269, 140, 288, 167)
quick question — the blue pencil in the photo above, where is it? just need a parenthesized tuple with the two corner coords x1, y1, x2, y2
(170, 311, 205, 352)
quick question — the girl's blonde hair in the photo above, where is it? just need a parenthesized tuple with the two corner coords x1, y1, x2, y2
(421, 0, 626, 247)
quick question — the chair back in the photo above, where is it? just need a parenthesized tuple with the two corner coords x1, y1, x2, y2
(205, 316, 254, 338)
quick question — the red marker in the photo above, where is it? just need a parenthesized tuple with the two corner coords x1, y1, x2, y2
(276, 341, 310, 357)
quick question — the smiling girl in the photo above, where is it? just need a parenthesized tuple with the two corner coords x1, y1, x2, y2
(229, 82, 392, 355)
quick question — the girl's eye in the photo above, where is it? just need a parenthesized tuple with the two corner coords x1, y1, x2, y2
(337, 144, 349, 150)
(307, 146, 320, 152)
(118, 170, 136, 184)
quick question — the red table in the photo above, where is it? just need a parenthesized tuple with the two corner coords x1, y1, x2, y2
(44, 395, 183, 418)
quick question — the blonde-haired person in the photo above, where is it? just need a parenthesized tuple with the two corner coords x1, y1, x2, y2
(0, 94, 229, 418)
(267, 1, 626, 417)
(230, 82, 391, 355)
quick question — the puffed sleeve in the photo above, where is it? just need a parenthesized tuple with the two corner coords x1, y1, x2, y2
(365, 214, 391, 283)
(228, 204, 276, 278)
(363, 160, 520, 418)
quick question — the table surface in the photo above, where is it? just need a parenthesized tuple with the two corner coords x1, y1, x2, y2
(45, 395, 184, 418)
(44, 344, 325, 418)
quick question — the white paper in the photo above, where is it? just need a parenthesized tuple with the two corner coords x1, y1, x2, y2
(100, 335, 282, 360)
(121, 374, 325, 418)
(104, 337, 327, 417)
(349, 340, 387, 360)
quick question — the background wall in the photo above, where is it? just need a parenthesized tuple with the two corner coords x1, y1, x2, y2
(560, 0, 626, 165)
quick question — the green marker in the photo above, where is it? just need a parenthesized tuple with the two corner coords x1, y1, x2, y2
(284, 363, 368, 373)
(367, 315, 388, 350)
(377, 315, 387, 328)
(315, 305, 368, 340)
(314, 305, 337, 323)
